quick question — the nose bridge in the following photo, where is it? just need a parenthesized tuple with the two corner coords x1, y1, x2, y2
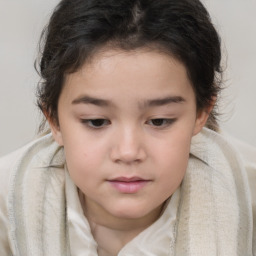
(111, 123, 146, 163)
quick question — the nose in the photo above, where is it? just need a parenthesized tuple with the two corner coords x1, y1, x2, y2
(110, 127, 147, 164)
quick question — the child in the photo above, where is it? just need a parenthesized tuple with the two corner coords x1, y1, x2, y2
(0, 0, 255, 255)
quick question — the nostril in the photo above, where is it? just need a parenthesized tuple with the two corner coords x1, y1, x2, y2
(110, 129, 147, 163)
(110, 144, 147, 164)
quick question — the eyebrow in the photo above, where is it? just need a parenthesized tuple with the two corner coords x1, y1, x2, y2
(71, 95, 185, 108)
(72, 95, 111, 107)
(142, 96, 185, 108)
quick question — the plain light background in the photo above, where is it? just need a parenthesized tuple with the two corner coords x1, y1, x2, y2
(0, 0, 256, 156)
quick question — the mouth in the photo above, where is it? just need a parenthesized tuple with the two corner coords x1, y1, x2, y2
(107, 176, 151, 194)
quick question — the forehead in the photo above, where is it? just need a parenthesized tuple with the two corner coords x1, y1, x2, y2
(84, 48, 183, 75)
(62, 49, 194, 103)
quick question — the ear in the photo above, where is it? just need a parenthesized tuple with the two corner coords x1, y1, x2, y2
(193, 98, 216, 136)
(192, 109, 210, 135)
(49, 121, 64, 146)
(45, 113, 64, 146)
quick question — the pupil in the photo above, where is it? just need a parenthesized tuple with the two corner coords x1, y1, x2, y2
(92, 119, 105, 126)
(152, 119, 164, 126)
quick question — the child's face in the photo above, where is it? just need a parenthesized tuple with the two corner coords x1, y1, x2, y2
(50, 49, 209, 222)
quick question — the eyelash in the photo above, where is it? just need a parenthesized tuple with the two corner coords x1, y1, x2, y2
(146, 118, 177, 128)
(80, 119, 111, 129)
(80, 118, 177, 130)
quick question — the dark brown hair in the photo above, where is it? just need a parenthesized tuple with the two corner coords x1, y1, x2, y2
(36, 0, 222, 131)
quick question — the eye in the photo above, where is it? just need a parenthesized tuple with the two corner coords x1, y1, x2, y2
(81, 119, 111, 129)
(147, 118, 176, 128)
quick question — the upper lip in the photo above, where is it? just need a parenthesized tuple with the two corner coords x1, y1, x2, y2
(108, 176, 149, 182)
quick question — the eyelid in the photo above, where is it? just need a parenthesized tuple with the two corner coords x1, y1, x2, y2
(146, 118, 177, 128)
(80, 118, 111, 129)
(79, 117, 176, 130)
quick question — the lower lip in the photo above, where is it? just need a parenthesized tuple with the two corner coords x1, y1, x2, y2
(108, 180, 149, 193)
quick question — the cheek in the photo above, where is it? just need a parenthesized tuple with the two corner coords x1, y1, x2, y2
(153, 130, 192, 180)
(155, 128, 192, 158)
(158, 150, 189, 182)
(63, 137, 105, 180)
(64, 147, 103, 195)
(155, 149, 188, 199)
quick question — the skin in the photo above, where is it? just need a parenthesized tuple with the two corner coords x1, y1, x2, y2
(49, 49, 211, 255)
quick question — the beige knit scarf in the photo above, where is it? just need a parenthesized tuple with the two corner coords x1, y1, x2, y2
(8, 128, 253, 255)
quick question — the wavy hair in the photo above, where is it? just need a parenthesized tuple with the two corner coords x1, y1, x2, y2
(36, 0, 222, 131)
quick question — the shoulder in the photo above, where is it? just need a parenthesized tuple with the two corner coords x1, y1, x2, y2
(222, 132, 256, 170)
(216, 130, 256, 253)
(0, 134, 62, 255)
(0, 145, 29, 206)
(231, 137, 256, 182)
(0, 133, 62, 199)
(221, 134, 256, 203)
(0, 134, 53, 191)
(227, 136, 256, 254)
(0, 147, 26, 255)
(197, 128, 256, 201)
(0, 147, 26, 183)
(192, 128, 256, 253)
(193, 128, 256, 174)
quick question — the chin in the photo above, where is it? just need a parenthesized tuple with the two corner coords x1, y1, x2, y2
(115, 210, 146, 219)
(110, 202, 159, 220)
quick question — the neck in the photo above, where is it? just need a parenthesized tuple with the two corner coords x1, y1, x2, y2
(78, 190, 163, 255)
